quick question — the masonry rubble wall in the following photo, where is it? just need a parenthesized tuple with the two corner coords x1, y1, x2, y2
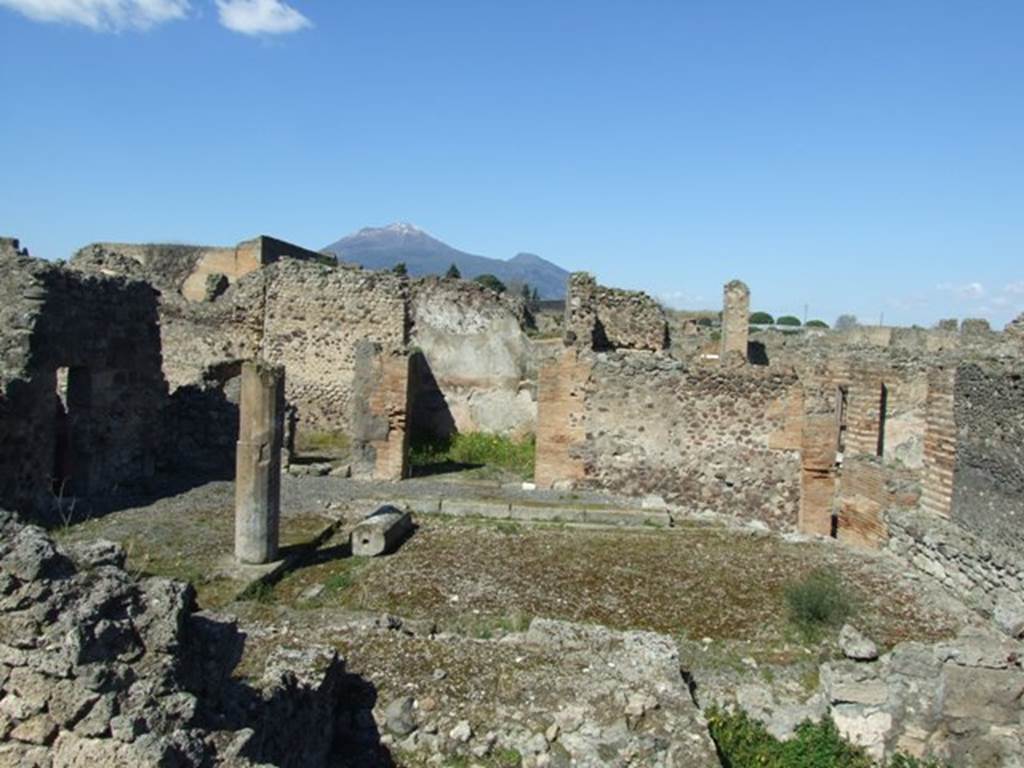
(564, 273, 668, 352)
(536, 350, 803, 528)
(73, 242, 541, 459)
(0, 239, 166, 519)
(0, 508, 355, 767)
(886, 507, 1024, 628)
(951, 361, 1024, 553)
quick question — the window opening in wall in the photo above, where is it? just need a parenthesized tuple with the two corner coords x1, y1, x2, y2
(52, 366, 92, 497)
(835, 385, 849, 464)
(877, 383, 888, 458)
(830, 513, 839, 539)
(52, 367, 71, 495)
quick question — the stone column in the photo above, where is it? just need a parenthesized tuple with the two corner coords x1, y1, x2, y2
(235, 361, 285, 564)
(720, 279, 750, 363)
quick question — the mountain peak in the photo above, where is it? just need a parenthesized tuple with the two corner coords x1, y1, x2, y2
(352, 222, 433, 240)
(322, 225, 570, 298)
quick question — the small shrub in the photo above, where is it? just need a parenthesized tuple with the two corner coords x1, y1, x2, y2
(708, 707, 950, 767)
(784, 567, 853, 640)
(474, 273, 507, 293)
(708, 708, 872, 768)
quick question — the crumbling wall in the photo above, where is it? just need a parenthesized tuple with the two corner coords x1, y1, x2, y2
(565, 273, 668, 352)
(76, 236, 329, 303)
(0, 509, 352, 767)
(410, 277, 536, 438)
(0, 240, 166, 518)
(951, 362, 1024, 552)
(887, 507, 1024, 630)
(536, 351, 802, 528)
(259, 261, 408, 435)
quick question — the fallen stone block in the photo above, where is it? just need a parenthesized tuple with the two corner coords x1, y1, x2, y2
(351, 506, 414, 557)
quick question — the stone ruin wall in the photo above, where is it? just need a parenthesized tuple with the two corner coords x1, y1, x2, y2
(409, 277, 537, 439)
(536, 349, 804, 529)
(951, 361, 1024, 552)
(0, 240, 166, 518)
(72, 241, 540, 475)
(564, 272, 668, 352)
(0, 509, 352, 767)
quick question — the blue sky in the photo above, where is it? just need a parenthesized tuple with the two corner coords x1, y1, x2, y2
(1, 1, 1021, 327)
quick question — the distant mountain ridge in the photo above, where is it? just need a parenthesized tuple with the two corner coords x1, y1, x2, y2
(322, 223, 569, 299)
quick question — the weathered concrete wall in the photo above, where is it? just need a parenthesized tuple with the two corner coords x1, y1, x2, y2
(565, 273, 668, 352)
(0, 239, 166, 518)
(951, 362, 1024, 552)
(409, 277, 536, 437)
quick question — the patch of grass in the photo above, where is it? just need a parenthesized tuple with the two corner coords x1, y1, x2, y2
(411, 432, 536, 478)
(295, 429, 350, 457)
(238, 579, 275, 603)
(785, 567, 854, 641)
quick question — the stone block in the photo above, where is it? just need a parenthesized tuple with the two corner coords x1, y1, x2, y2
(351, 506, 414, 557)
(440, 499, 512, 519)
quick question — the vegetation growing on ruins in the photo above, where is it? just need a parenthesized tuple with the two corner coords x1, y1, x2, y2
(295, 429, 351, 458)
(410, 432, 536, 478)
(474, 273, 507, 293)
(784, 567, 854, 640)
(707, 708, 946, 768)
(805, 319, 830, 328)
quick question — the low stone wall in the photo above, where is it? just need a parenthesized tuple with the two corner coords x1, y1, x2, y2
(886, 508, 1024, 629)
(0, 509, 351, 767)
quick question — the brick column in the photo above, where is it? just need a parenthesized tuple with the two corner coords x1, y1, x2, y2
(235, 361, 285, 564)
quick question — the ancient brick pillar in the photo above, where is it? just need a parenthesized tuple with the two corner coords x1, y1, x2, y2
(351, 341, 412, 481)
(720, 279, 750, 363)
(235, 361, 285, 564)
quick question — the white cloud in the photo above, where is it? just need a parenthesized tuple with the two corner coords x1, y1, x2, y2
(1004, 281, 1024, 296)
(936, 281, 985, 300)
(0, 0, 190, 30)
(215, 0, 309, 35)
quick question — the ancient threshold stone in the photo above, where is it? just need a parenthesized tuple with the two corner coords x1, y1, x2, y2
(235, 361, 285, 564)
(351, 505, 413, 557)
